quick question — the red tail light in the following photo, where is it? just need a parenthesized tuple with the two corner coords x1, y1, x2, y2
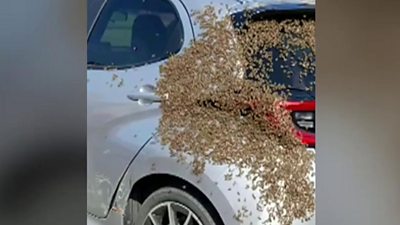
(284, 101, 316, 147)
(239, 99, 315, 147)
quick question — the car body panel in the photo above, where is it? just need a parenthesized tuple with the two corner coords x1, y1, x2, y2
(114, 142, 316, 225)
(113, 139, 239, 225)
(91, 138, 315, 225)
(87, 0, 316, 224)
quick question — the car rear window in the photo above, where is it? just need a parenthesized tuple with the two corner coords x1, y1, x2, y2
(232, 7, 315, 101)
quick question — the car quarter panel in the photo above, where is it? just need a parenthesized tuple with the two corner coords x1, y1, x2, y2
(111, 141, 315, 225)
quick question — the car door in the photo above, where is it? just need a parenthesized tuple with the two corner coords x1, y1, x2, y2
(87, 0, 193, 217)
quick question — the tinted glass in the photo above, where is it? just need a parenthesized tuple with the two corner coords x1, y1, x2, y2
(254, 43, 315, 101)
(88, 0, 184, 69)
(233, 9, 315, 101)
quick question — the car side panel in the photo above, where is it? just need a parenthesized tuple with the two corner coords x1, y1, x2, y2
(87, 0, 195, 217)
(109, 142, 316, 225)
(112, 139, 242, 225)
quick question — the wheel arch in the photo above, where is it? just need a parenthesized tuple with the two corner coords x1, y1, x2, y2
(128, 173, 225, 225)
(110, 146, 241, 225)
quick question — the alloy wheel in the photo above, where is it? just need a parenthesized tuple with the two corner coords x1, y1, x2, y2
(143, 201, 203, 225)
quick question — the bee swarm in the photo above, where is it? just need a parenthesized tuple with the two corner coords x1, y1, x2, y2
(156, 6, 315, 225)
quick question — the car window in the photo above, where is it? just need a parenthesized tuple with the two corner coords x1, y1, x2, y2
(232, 8, 315, 101)
(88, 0, 184, 68)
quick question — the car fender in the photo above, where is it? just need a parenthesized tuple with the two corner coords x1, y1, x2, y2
(110, 139, 242, 225)
(109, 139, 315, 225)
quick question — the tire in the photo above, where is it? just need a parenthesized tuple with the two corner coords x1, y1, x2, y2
(134, 187, 219, 225)
(125, 198, 141, 225)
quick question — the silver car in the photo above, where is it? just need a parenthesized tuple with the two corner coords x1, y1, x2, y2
(87, 0, 316, 225)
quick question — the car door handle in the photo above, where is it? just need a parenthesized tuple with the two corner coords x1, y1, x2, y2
(127, 93, 161, 105)
(127, 84, 160, 105)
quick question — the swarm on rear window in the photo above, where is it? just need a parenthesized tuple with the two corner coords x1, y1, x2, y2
(156, 6, 315, 225)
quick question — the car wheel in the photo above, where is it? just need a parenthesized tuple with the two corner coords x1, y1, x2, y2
(134, 187, 219, 225)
